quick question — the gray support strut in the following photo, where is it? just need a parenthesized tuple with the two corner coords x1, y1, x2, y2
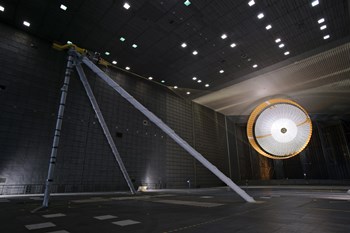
(75, 64, 136, 194)
(42, 53, 74, 207)
(78, 52, 255, 203)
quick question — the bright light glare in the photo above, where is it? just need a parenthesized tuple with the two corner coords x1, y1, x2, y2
(257, 13, 264, 19)
(318, 18, 325, 24)
(123, 2, 130, 9)
(23, 21, 30, 27)
(60, 4, 67, 11)
(248, 0, 255, 6)
(311, 0, 319, 7)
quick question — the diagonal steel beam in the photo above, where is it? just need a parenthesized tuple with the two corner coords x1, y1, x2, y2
(76, 51, 255, 203)
(75, 63, 136, 194)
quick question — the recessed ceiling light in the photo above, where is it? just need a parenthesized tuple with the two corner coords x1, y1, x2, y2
(125, 66, 130, 70)
(284, 51, 290, 55)
(248, 0, 255, 6)
(120, 37, 126, 42)
(219, 70, 224, 74)
(221, 34, 227, 39)
(192, 77, 197, 80)
(67, 41, 73, 44)
(123, 2, 131, 9)
(197, 80, 202, 83)
(0, 5, 4, 12)
(186, 91, 191, 95)
(23, 21, 30, 27)
(192, 50, 198, 55)
(311, 0, 319, 7)
(132, 44, 137, 48)
(161, 80, 165, 83)
(275, 38, 281, 43)
(181, 42, 187, 48)
(148, 77, 153, 80)
(320, 25, 327, 30)
(184, 0, 191, 6)
(105, 51, 110, 55)
(60, 4, 67, 11)
(323, 34, 330, 40)
(318, 18, 325, 24)
(205, 84, 210, 87)
(174, 86, 178, 89)
(257, 13, 264, 19)
(278, 43, 285, 48)
(230, 43, 236, 48)
(252, 64, 258, 68)
(265, 24, 272, 30)
(112, 60, 117, 64)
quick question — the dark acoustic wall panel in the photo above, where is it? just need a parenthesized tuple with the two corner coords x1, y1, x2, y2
(192, 104, 229, 188)
(0, 23, 228, 194)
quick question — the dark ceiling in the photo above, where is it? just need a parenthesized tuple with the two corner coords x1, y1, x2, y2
(0, 0, 349, 99)
(0, 0, 350, 90)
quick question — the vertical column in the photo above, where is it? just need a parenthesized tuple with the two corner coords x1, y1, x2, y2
(42, 53, 74, 207)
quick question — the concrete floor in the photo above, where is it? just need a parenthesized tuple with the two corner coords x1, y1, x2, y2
(1, 186, 350, 233)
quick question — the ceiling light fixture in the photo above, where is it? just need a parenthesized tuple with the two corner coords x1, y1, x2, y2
(219, 70, 224, 74)
(105, 51, 110, 55)
(125, 66, 130, 70)
(184, 0, 191, 6)
(123, 2, 131, 9)
(320, 25, 327, 30)
(311, 0, 319, 7)
(192, 50, 198, 55)
(197, 80, 202, 83)
(257, 13, 264, 19)
(112, 61, 117, 64)
(120, 37, 126, 42)
(284, 51, 290, 55)
(192, 77, 197, 80)
(0, 5, 4, 12)
(265, 24, 272, 30)
(181, 42, 187, 48)
(318, 18, 325, 24)
(275, 38, 281, 43)
(23, 21, 30, 27)
(60, 4, 67, 11)
(253, 64, 258, 68)
(205, 84, 210, 87)
(279, 43, 285, 48)
(221, 34, 227, 39)
(248, 0, 255, 6)
(148, 77, 153, 80)
(132, 44, 137, 48)
(186, 92, 191, 95)
(230, 43, 236, 48)
(174, 86, 178, 89)
(323, 34, 330, 40)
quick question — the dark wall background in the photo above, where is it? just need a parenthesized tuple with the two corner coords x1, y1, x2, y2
(0, 23, 229, 194)
(227, 115, 350, 184)
(1, 22, 349, 195)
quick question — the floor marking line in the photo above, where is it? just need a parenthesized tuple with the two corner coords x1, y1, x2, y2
(94, 215, 118, 220)
(112, 219, 141, 226)
(42, 213, 66, 218)
(25, 222, 56, 230)
(152, 199, 224, 207)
